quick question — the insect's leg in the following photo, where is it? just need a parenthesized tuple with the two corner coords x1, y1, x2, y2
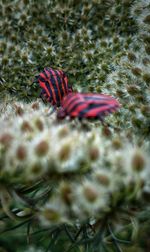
(40, 93, 46, 103)
(47, 105, 56, 116)
(40, 90, 48, 104)
(99, 116, 105, 125)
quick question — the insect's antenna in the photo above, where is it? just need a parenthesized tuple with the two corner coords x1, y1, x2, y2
(0, 77, 6, 85)
(106, 122, 121, 131)
(99, 116, 120, 131)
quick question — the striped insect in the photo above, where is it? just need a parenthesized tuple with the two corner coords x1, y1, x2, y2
(35, 67, 73, 107)
(57, 93, 120, 123)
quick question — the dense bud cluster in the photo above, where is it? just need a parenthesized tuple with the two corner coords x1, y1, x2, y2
(0, 101, 149, 225)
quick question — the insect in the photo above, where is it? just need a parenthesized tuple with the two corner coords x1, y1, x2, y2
(57, 93, 120, 122)
(34, 68, 120, 127)
(35, 67, 73, 107)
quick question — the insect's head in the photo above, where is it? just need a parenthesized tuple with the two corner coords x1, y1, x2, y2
(32, 75, 39, 84)
(57, 107, 66, 119)
(68, 84, 73, 93)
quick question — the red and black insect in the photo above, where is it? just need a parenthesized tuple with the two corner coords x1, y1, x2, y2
(34, 68, 120, 125)
(57, 93, 120, 121)
(35, 67, 73, 107)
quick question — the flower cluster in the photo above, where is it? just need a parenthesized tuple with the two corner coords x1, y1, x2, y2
(0, 100, 149, 226)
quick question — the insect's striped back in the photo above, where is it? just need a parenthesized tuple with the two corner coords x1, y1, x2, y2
(37, 67, 72, 106)
(58, 93, 120, 119)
